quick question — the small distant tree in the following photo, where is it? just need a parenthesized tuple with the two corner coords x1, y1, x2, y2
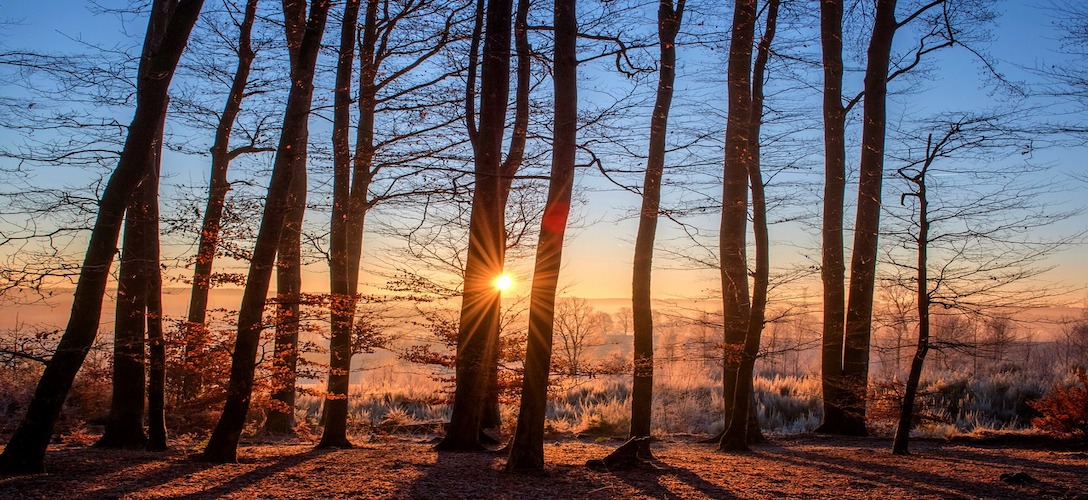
(1057, 312, 1088, 369)
(979, 316, 1021, 369)
(872, 280, 916, 379)
(615, 307, 632, 336)
(553, 298, 606, 377)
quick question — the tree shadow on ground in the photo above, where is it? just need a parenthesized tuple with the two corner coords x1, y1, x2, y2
(604, 460, 742, 499)
(0, 445, 331, 499)
(168, 448, 333, 499)
(0, 447, 209, 497)
(408, 448, 633, 498)
(758, 440, 1077, 498)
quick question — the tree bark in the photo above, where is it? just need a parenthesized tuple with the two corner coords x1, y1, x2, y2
(628, 0, 684, 455)
(318, 0, 363, 448)
(146, 110, 168, 451)
(505, 0, 577, 472)
(721, 0, 777, 450)
(0, 0, 204, 475)
(183, 0, 260, 401)
(264, 0, 310, 438)
(817, 0, 850, 435)
(717, 0, 756, 453)
(96, 174, 152, 450)
(437, 0, 513, 452)
(840, 0, 898, 437)
(201, 0, 330, 464)
(481, 0, 532, 432)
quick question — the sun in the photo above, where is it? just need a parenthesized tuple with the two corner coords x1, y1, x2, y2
(494, 273, 515, 292)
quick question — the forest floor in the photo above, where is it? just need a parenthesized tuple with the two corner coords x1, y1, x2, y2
(1, 433, 1085, 499)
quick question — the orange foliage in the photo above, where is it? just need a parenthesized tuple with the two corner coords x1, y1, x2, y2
(1031, 369, 1088, 441)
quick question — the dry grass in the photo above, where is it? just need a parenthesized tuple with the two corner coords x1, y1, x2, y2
(2, 435, 1085, 499)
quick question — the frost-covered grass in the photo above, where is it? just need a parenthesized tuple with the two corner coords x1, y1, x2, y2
(295, 361, 826, 437)
(290, 356, 1064, 440)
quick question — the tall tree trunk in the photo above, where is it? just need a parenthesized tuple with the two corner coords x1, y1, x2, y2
(264, 0, 311, 438)
(201, 0, 331, 464)
(436, 0, 513, 452)
(840, 0, 897, 437)
(146, 110, 168, 451)
(505, 0, 577, 472)
(481, 0, 532, 433)
(721, 0, 777, 450)
(266, 178, 304, 434)
(717, 0, 755, 453)
(318, 0, 363, 448)
(817, 0, 850, 435)
(0, 0, 205, 475)
(99, 98, 168, 451)
(628, 0, 684, 456)
(737, 0, 777, 446)
(96, 180, 153, 450)
(183, 0, 260, 401)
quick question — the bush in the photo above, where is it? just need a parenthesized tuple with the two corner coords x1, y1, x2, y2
(1031, 369, 1088, 441)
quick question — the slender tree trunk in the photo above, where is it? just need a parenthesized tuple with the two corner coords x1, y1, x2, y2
(183, 0, 260, 401)
(840, 0, 897, 437)
(201, 0, 331, 464)
(721, 0, 777, 450)
(96, 181, 152, 450)
(737, 0, 777, 446)
(718, 0, 756, 453)
(505, 0, 576, 472)
(817, 0, 849, 435)
(264, 0, 312, 438)
(481, 0, 532, 433)
(629, 0, 684, 456)
(146, 249, 168, 450)
(436, 0, 513, 452)
(100, 100, 168, 451)
(266, 180, 304, 434)
(318, 0, 363, 448)
(146, 111, 168, 451)
(0, 0, 204, 475)
(893, 137, 932, 456)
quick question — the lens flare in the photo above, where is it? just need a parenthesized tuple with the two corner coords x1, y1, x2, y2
(494, 273, 514, 292)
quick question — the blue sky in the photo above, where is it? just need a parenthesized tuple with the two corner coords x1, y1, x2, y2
(1, 0, 1085, 308)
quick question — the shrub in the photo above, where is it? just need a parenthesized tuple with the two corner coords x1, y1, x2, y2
(1031, 369, 1088, 441)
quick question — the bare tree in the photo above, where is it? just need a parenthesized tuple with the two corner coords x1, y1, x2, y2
(506, 0, 577, 468)
(436, 0, 514, 452)
(626, 0, 685, 456)
(182, 0, 272, 401)
(0, 0, 206, 475)
(1058, 311, 1088, 369)
(885, 113, 1078, 454)
(551, 298, 609, 378)
(201, 0, 331, 464)
(821, 0, 997, 436)
(719, 0, 778, 452)
(96, 107, 167, 450)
